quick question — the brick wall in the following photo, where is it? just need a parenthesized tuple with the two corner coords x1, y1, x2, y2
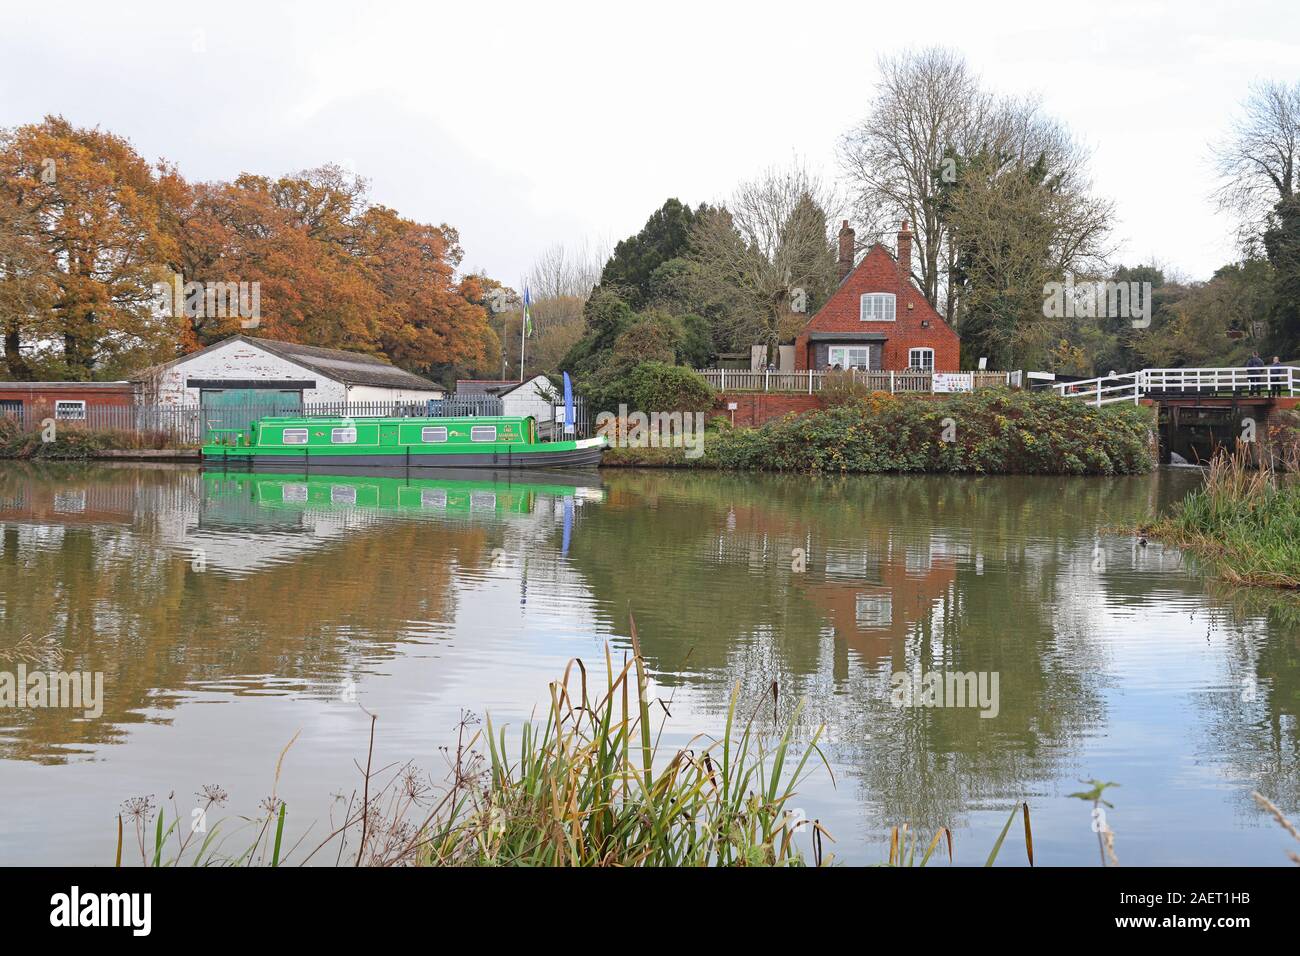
(716, 393, 826, 427)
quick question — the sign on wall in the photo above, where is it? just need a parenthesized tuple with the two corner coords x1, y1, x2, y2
(932, 372, 974, 393)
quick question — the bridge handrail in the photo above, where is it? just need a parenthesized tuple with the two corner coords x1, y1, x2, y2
(1055, 365, 1300, 404)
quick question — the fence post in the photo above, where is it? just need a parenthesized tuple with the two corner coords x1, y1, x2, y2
(765, 368, 770, 392)
(889, 371, 895, 394)
(721, 369, 726, 392)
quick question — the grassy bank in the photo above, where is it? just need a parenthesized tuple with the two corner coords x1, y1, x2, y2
(604, 389, 1154, 475)
(1144, 445, 1300, 588)
(0, 417, 188, 460)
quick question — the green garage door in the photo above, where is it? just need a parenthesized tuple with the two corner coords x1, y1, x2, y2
(201, 388, 303, 437)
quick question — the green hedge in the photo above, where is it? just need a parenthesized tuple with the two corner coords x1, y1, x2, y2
(604, 389, 1154, 475)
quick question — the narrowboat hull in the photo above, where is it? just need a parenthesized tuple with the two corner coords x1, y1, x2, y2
(203, 436, 607, 471)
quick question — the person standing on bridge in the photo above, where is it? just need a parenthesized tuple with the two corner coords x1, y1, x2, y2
(1246, 351, 1265, 395)
(1270, 355, 1285, 396)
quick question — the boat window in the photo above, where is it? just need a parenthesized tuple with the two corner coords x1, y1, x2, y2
(421, 427, 448, 443)
(421, 488, 447, 508)
(331, 427, 357, 444)
(331, 485, 356, 504)
(470, 492, 497, 510)
(470, 426, 497, 442)
(282, 428, 309, 444)
(283, 484, 308, 502)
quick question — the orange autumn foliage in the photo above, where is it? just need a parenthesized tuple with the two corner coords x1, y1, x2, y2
(1, 117, 493, 380)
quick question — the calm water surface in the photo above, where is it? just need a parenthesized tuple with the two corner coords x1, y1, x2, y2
(1, 462, 1297, 865)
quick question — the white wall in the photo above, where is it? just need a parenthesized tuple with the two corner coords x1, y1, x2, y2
(346, 384, 444, 403)
(145, 339, 443, 405)
(501, 375, 555, 421)
(147, 340, 348, 405)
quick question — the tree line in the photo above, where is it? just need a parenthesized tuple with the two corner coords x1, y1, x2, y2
(4, 53, 1296, 391)
(0, 116, 496, 382)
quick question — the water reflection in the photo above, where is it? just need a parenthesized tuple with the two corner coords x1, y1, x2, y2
(0, 462, 1298, 864)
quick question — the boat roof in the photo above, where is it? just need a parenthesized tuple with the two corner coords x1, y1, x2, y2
(254, 415, 535, 426)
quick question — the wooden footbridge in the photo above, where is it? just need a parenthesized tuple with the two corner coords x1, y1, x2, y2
(1052, 367, 1300, 408)
(1055, 367, 1300, 462)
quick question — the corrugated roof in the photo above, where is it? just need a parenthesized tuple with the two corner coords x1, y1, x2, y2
(253, 339, 441, 390)
(131, 335, 441, 391)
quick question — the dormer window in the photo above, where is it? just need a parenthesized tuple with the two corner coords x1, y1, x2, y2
(860, 293, 896, 322)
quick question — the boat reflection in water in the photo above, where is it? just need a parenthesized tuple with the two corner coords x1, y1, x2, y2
(203, 468, 604, 521)
(190, 467, 605, 575)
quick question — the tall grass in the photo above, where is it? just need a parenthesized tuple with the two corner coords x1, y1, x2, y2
(420, 638, 833, 866)
(117, 634, 835, 867)
(1150, 443, 1300, 587)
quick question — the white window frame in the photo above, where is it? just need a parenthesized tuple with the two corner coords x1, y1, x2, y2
(330, 427, 358, 444)
(828, 345, 873, 370)
(470, 425, 498, 443)
(908, 348, 934, 371)
(859, 293, 896, 322)
(54, 400, 86, 420)
(855, 593, 893, 628)
(421, 426, 448, 443)
(282, 428, 309, 445)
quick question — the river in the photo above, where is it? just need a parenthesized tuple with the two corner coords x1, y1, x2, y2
(0, 462, 1296, 865)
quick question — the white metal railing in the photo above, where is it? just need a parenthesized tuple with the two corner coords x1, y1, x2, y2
(695, 368, 1011, 394)
(1053, 367, 1300, 406)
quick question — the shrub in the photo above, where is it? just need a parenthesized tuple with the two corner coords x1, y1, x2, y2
(605, 389, 1154, 476)
(819, 368, 875, 406)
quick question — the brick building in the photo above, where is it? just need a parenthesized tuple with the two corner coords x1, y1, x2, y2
(0, 381, 134, 424)
(793, 221, 959, 372)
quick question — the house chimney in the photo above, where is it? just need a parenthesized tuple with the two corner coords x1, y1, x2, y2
(837, 220, 855, 282)
(897, 220, 913, 281)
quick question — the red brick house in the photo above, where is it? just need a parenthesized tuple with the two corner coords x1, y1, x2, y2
(793, 221, 959, 372)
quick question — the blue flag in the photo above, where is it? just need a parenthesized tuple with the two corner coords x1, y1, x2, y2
(562, 371, 575, 435)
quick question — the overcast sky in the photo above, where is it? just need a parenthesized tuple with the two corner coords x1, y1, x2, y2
(2, 0, 1297, 286)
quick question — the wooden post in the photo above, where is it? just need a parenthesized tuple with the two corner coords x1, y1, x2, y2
(890, 371, 895, 394)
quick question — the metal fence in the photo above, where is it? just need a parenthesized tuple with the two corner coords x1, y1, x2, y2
(0, 395, 601, 445)
(694, 368, 1013, 394)
(3, 398, 514, 445)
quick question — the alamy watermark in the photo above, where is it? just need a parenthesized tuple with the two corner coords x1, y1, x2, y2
(1, 664, 104, 718)
(1043, 272, 1151, 328)
(153, 275, 261, 328)
(889, 668, 1000, 718)
(595, 406, 706, 459)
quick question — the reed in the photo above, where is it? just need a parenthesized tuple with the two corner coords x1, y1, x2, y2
(115, 633, 835, 867)
(1147, 443, 1300, 588)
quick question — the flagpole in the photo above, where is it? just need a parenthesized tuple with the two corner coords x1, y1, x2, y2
(519, 278, 526, 382)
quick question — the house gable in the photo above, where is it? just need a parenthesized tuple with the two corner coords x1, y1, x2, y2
(794, 232, 960, 372)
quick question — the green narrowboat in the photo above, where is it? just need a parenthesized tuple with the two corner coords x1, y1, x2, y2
(202, 415, 607, 471)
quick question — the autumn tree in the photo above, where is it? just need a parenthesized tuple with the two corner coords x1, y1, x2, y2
(0, 116, 174, 379)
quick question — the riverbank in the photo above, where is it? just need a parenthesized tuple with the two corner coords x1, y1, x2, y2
(603, 390, 1155, 475)
(1143, 446, 1300, 588)
(0, 418, 196, 461)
